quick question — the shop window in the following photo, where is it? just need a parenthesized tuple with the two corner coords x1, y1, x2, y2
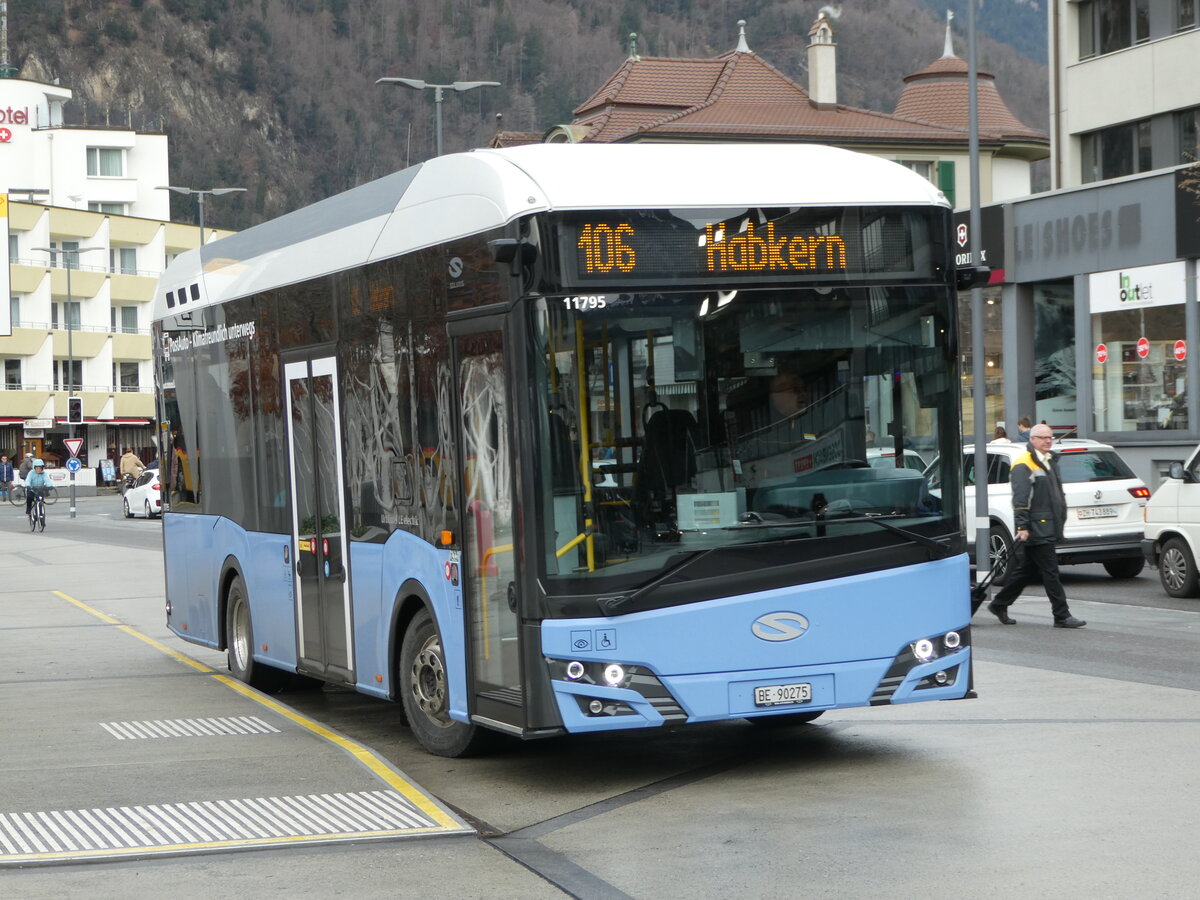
(958, 286, 1005, 438)
(1034, 283, 1077, 434)
(1092, 292, 1187, 433)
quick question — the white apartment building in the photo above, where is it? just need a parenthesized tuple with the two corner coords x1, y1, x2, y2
(2, 75, 224, 484)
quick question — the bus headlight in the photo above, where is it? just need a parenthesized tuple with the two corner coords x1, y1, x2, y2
(943, 631, 962, 650)
(566, 660, 586, 680)
(603, 664, 626, 686)
(912, 639, 935, 661)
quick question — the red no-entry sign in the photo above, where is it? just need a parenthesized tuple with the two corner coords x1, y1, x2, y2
(1137, 337, 1150, 359)
(1095, 343, 1108, 364)
(1174, 340, 1187, 361)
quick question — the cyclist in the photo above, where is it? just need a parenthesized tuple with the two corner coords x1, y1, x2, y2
(24, 459, 53, 520)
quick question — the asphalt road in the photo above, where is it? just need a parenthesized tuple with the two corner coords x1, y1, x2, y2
(4, 498, 1199, 898)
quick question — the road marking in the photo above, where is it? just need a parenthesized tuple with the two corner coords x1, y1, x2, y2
(0, 790, 452, 863)
(100, 715, 281, 740)
(2, 591, 474, 865)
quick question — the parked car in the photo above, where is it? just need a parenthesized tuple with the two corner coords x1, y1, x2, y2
(123, 468, 162, 519)
(925, 438, 1149, 583)
(866, 446, 927, 471)
(1142, 445, 1200, 597)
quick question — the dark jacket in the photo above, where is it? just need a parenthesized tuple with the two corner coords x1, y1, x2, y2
(1009, 442, 1067, 544)
(0, 460, 12, 483)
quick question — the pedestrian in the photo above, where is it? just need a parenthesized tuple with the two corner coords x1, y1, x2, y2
(0, 453, 12, 498)
(992, 425, 1010, 442)
(120, 447, 145, 478)
(1015, 416, 1033, 442)
(18, 452, 34, 483)
(985, 423, 1086, 628)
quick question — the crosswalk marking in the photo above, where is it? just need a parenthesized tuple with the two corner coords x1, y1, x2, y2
(100, 715, 281, 740)
(0, 790, 453, 862)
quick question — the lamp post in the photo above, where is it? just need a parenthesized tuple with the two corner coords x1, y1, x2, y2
(376, 77, 500, 158)
(32, 244, 103, 519)
(156, 185, 246, 245)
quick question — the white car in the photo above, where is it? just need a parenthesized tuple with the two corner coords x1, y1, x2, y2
(926, 438, 1149, 583)
(1143, 445, 1200, 597)
(123, 468, 162, 519)
(866, 447, 927, 471)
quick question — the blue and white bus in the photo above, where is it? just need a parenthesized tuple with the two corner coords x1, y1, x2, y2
(154, 143, 974, 757)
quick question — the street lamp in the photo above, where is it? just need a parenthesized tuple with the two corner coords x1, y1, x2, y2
(376, 77, 500, 158)
(32, 244, 104, 519)
(156, 185, 246, 245)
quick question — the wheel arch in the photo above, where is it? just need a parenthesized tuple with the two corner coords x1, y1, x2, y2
(217, 555, 248, 651)
(386, 578, 435, 701)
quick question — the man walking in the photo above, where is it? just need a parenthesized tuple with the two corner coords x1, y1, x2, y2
(986, 423, 1087, 628)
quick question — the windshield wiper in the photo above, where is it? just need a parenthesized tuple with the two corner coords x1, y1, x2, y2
(599, 548, 718, 616)
(816, 512, 953, 559)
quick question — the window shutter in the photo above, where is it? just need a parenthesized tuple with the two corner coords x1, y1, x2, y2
(937, 161, 956, 207)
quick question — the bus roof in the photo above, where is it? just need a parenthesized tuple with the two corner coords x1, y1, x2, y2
(154, 143, 949, 321)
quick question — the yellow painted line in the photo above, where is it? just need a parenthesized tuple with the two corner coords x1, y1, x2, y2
(49, 590, 467, 835)
(212, 674, 461, 829)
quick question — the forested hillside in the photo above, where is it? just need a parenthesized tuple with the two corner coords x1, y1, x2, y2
(5, 0, 1048, 231)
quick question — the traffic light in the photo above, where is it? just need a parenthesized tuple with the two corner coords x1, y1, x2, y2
(67, 396, 83, 425)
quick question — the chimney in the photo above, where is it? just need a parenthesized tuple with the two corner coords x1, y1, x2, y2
(807, 12, 837, 109)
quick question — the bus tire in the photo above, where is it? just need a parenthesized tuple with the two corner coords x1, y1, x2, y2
(226, 574, 289, 692)
(399, 607, 492, 758)
(745, 711, 824, 727)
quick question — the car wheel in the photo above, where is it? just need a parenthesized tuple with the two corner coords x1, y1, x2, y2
(1102, 557, 1144, 579)
(123, 497, 133, 518)
(988, 524, 1014, 586)
(1159, 538, 1199, 598)
(225, 574, 290, 692)
(399, 607, 494, 757)
(145, 500, 155, 519)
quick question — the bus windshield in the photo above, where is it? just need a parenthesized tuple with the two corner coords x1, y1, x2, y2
(530, 283, 962, 604)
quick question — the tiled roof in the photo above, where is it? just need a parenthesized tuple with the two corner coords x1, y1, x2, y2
(895, 55, 1046, 142)
(568, 45, 1046, 152)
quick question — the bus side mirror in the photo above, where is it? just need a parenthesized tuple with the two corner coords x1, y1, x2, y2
(955, 266, 991, 290)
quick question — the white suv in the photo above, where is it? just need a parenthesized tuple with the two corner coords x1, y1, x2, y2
(1142, 444, 1200, 597)
(926, 438, 1149, 583)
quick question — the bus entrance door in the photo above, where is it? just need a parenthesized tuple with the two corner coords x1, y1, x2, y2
(284, 356, 354, 683)
(455, 328, 524, 732)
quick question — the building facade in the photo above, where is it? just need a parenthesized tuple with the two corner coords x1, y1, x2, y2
(962, 0, 1200, 485)
(2, 74, 222, 484)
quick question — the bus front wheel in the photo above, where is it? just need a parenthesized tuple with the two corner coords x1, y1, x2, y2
(226, 574, 289, 692)
(399, 607, 492, 757)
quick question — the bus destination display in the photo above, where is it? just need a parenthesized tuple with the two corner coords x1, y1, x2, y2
(564, 209, 925, 286)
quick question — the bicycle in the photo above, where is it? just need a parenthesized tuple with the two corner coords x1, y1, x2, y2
(7, 484, 24, 506)
(28, 490, 46, 532)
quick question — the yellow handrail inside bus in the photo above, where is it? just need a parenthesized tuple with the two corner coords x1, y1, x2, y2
(479, 542, 514, 660)
(575, 321, 596, 572)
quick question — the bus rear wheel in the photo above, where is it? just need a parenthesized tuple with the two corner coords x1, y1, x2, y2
(226, 574, 289, 692)
(400, 607, 492, 757)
